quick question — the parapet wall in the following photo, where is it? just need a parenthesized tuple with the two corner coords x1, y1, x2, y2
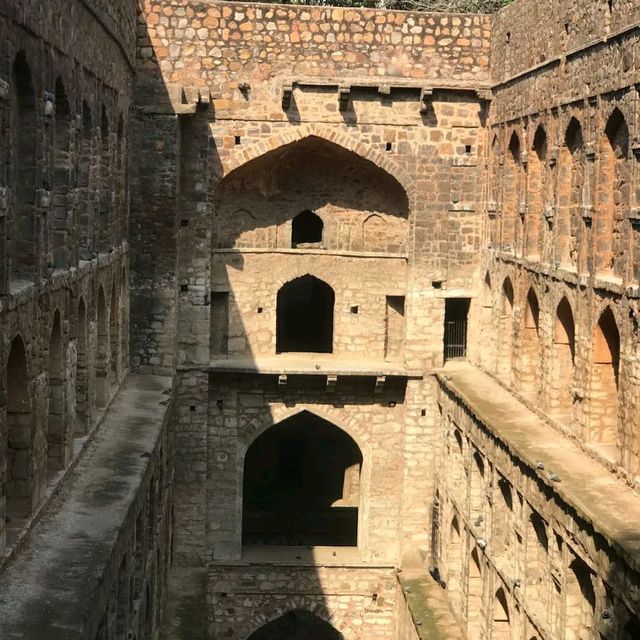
(137, 0, 492, 108)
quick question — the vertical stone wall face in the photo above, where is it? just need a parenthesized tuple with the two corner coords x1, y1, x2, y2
(0, 0, 132, 558)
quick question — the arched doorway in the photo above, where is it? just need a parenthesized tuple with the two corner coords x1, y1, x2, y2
(276, 276, 334, 353)
(292, 210, 323, 248)
(247, 610, 343, 640)
(243, 412, 362, 546)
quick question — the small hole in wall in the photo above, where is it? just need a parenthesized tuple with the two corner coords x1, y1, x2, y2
(608, 0, 613, 12)
(432, 281, 443, 289)
(465, 144, 472, 154)
(564, 22, 570, 34)
(234, 135, 241, 145)
(421, 409, 427, 417)
(180, 284, 189, 292)
(385, 142, 393, 152)
(180, 219, 189, 227)
(190, 405, 196, 412)
(506, 31, 511, 43)
(257, 307, 263, 314)
(350, 305, 359, 314)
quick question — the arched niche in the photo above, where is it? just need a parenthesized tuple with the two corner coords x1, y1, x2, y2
(213, 136, 409, 252)
(242, 411, 362, 547)
(551, 297, 575, 420)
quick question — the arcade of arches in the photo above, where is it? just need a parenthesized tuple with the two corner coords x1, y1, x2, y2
(1, 0, 640, 639)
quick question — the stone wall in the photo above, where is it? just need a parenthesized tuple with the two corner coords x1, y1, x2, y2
(207, 564, 398, 640)
(0, 0, 133, 558)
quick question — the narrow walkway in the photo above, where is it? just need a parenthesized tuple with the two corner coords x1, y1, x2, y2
(0, 374, 172, 640)
(438, 363, 640, 572)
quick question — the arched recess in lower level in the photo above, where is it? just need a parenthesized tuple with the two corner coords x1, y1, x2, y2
(242, 411, 362, 547)
(247, 610, 343, 640)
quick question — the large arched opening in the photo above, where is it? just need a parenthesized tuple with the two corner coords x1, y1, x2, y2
(518, 287, 540, 396)
(75, 297, 89, 435)
(497, 278, 515, 383)
(242, 412, 362, 547)
(247, 611, 343, 640)
(276, 276, 334, 354)
(526, 126, 546, 259)
(96, 286, 109, 408)
(53, 78, 72, 270)
(503, 132, 521, 254)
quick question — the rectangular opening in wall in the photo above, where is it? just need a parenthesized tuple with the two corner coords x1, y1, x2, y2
(384, 295, 405, 360)
(210, 291, 229, 356)
(444, 298, 470, 362)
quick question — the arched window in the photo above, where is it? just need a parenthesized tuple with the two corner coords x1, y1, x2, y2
(497, 278, 515, 383)
(492, 587, 511, 640)
(243, 412, 362, 546)
(78, 102, 93, 260)
(11, 52, 37, 291)
(291, 210, 323, 247)
(48, 311, 65, 474)
(597, 109, 629, 276)
(526, 126, 546, 259)
(276, 275, 334, 353)
(248, 610, 343, 640)
(75, 298, 89, 434)
(590, 307, 620, 452)
(52, 78, 72, 269)
(6, 336, 35, 535)
(470, 450, 485, 519)
(96, 286, 109, 408)
(551, 297, 575, 420)
(493, 476, 513, 560)
(519, 288, 540, 396)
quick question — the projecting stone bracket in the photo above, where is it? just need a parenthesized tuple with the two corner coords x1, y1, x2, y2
(581, 206, 594, 223)
(420, 87, 433, 113)
(374, 375, 386, 394)
(0, 78, 9, 100)
(487, 202, 500, 218)
(338, 85, 351, 111)
(281, 83, 293, 110)
(631, 137, 640, 157)
(518, 202, 527, 218)
(628, 207, 640, 227)
(544, 205, 556, 221)
(326, 375, 338, 392)
(548, 146, 558, 165)
(584, 142, 596, 160)
(277, 374, 287, 388)
(0, 187, 7, 215)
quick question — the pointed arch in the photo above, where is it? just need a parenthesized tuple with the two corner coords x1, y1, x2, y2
(503, 132, 522, 253)
(78, 101, 93, 260)
(110, 278, 120, 387)
(247, 610, 343, 640)
(468, 546, 484, 636)
(362, 213, 388, 252)
(96, 286, 109, 408)
(52, 78, 72, 269)
(497, 277, 515, 382)
(291, 210, 323, 247)
(479, 273, 494, 370)
(242, 410, 362, 546)
(11, 52, 37, 291)
(526, 126, 547, 258)
(519, 287, 541, 396)
(6, 335, 35, 528)
(47, 310, 66, 473)
(597, 108, 630, 276)
(590, 307, 620, 450)
(447, 514, 463, 611)
(493, 587, 511, 640)
(566, 556, 596, 640)
(221, 127, 415, 199)
(98, 104, 112, 254)
(526, 510, 549, 614)
(276, 275, 334, 353)
(493, 476, 513, 558)
(470, 449, 485, 518)
(550, 297, 576, 420)
(75, 297, 89, 434)
(558, 117, 585, 269)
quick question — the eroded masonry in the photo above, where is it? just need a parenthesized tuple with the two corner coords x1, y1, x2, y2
(0, 0, 639, 638)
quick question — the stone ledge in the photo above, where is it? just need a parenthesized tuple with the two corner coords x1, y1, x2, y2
(0, 374, 173, 640)
(436, 362, 640, 574)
